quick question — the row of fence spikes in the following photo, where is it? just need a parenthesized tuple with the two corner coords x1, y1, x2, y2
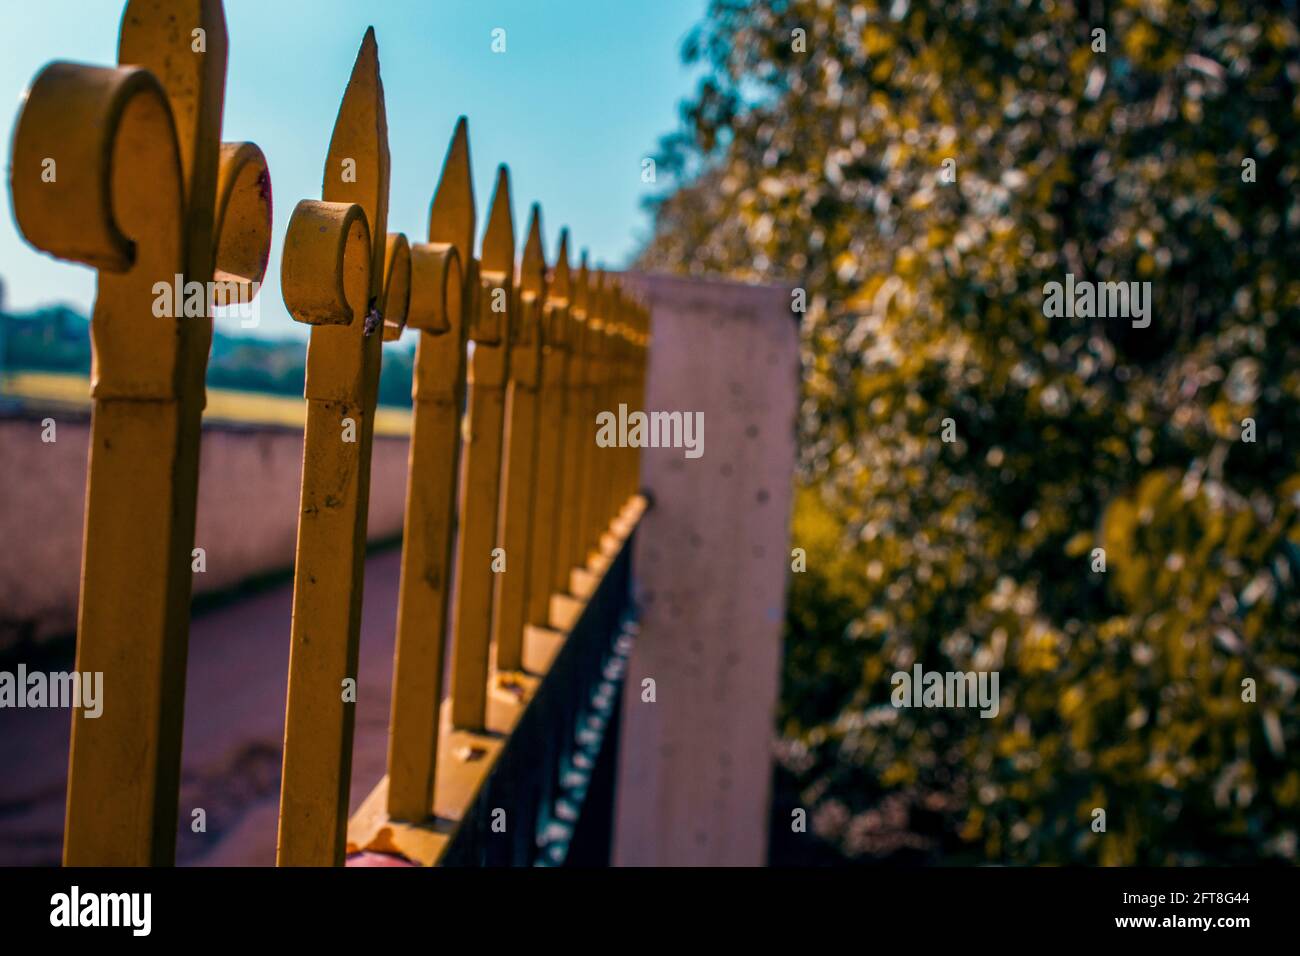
(6, 1, 651, 867)
(272, 27, 652, 865)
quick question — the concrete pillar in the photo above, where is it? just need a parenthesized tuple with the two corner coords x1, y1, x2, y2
(613, 272, 799, 866)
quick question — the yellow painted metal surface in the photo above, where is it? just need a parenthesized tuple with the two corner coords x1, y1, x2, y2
(590, 285, 621, 552)
(526, 230, 573, 628)
(491, 205, 548, 672)
(629, 306, 651, 503)
(345, 498, 647, 867)
(572, 272, 609, 572)
(386, 119, 474, 821)
(277, 28, 398, 867)
(448, 166, 515, 731)
(615, 322, 635, 506)
(380, 232, 412, 340)
(614, 294, 644, 520)
(9, 5, 654, 865)
(555, 258, 592, 595)
(608, 307, 630, 516)
(7, 0, 271, 866)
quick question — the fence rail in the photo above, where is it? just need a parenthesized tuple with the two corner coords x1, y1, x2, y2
(8, 0, 650, 868)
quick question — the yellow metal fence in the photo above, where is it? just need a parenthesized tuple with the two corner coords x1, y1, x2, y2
(7, 0, 649, 868)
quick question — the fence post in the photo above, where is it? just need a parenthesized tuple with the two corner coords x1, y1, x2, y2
(613, 272, 795, 865)
(609, 299, 632, 523)
(621, 308, 641, 508)
(492, 207, 548, 673)
(556, 258, 592, 596)
(625, 306, 649, 505)
(632, 306, 651, 500)
(574, 274, 610, 579)
(385, 120, 473, 821)
(571, 270, 598, 583)
(596, 287, 625, 545)
(594, 280, 619, 557)
(7, 0, 271, 865)
(448, 167, 515, 732)
(527, 232, 573, 631)
(277, 28, 408, 867)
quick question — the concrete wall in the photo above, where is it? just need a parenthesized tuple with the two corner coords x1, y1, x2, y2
(0, 410, 410, 652)
(613, 272, 799, 865)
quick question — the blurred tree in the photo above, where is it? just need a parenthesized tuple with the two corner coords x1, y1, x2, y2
(640, 0, 1300, 864)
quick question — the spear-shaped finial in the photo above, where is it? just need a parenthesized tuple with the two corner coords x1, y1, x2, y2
(119, 0, 229, 205)
(521, 203, 546, 299)
(481, 166, 515, 276)
(516, 203, 546, 348)
(278, 25, 393, 868)
(467, 164, 513, 345)
(429, 116, 474, 268)
(449, 161, 517, 731)
(556, 252, 595, 588)
(574, 265, 613, 573)
(491, 202, 548, 672)
(523, 226, 575, 628)
(324, 26, 389, 304)
(574, 250, 592, 315)
(544, 229, 573, 352)
(383, 119, 475, 824)
(549, 228, 572, 305)
(10, 0, 271, 866)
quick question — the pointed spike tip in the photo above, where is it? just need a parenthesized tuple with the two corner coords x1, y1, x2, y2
(525, 203, 543, 246)
(323, 20, 390, 291)
(353, 27, 379, 73)
(592, 270, 611, 318)
(429, 118, 475, 263)
(481, 164, 515, 274)
(521, 205, 546, 295)
(573, 253, 592, 313)
(549, 229, 572, 300)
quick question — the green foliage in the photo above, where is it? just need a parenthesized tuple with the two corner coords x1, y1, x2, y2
(641, 0, 1300, 864)
(0, 306, 90, 373)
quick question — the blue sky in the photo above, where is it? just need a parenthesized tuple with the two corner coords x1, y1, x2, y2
(0, 0, 706, 337)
